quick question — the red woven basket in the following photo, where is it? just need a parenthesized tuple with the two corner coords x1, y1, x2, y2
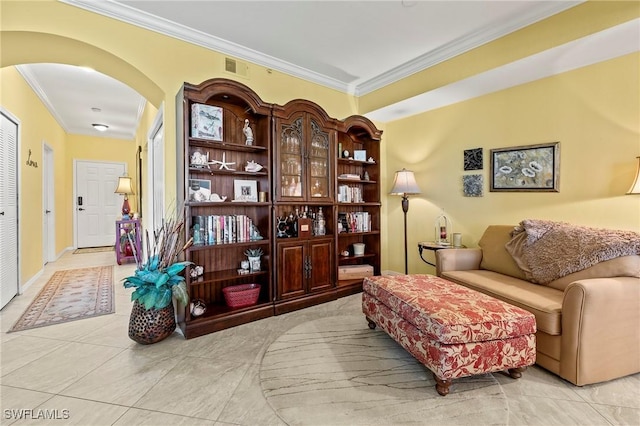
(223, 284, 261, 308)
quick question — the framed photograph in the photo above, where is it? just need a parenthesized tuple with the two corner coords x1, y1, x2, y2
(490, 142, 560, 192)
(188, 179, 211, 202)
(191, 103, 223, 141)
(354, 150, 367, 162)
(233, 179, 258, 202)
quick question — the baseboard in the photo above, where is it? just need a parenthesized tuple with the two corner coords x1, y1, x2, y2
(21, 247, 73, 294)
(20, 269, 43, 294)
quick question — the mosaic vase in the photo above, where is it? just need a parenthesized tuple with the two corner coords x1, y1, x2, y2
(128, 300, 176, 344)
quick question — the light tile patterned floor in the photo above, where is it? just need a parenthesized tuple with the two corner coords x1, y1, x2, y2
(1, 251, 638, 425)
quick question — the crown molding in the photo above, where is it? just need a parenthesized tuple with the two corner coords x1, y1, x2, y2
(365, 18, 640, 123)
(62, 0, 581, 96)
(60, 0, 349, 93)
(16, 64, 71, 131)
(354, 1, 583, 96)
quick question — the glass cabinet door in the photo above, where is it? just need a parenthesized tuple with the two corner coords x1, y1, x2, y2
(309, 119, 330, 198)
(280, 118, 303, 198)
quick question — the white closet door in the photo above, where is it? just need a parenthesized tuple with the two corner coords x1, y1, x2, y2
(0, 111, 19, 309)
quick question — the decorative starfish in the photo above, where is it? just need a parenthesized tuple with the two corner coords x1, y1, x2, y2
(209, 152, 236, 171)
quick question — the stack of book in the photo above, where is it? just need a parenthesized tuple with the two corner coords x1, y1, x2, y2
(338, 211, 371, 233)
(192, 214, 262, 245)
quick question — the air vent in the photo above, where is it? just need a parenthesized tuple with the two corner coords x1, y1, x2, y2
(224, 57, 249, 78)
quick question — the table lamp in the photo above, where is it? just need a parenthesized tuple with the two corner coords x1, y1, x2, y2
(114, 176, 134, 218)
(390, 168, 422, 274)
(627, 156, 640, 194)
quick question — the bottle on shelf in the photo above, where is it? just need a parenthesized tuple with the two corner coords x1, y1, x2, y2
(316, 206, 326, 236)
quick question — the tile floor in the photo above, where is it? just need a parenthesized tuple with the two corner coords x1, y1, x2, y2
(1, 251, 639, 425)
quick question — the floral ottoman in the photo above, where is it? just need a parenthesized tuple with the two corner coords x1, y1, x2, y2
(362, 274, 536, 396)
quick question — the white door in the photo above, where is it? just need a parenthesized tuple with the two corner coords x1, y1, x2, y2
(146, 106, 164, 235)
(0, 110, 19, 309)
(42, 143, 55, 264)
(76, 160, 125, 248)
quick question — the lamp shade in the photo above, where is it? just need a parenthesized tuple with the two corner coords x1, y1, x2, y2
(390, 168, 421, 196)
(627, 156, 640, 194)
(114, 176, 134, 195)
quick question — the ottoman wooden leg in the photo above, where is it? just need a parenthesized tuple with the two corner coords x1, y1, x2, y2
(508, 367, 526, 379)
(433, 374, 452, 396)
(366, 317, 377, 330)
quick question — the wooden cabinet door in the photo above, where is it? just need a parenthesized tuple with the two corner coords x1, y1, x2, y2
(274, 105, 335, 203)
(275, 114, 305, 201)
(277, 241, 306, 299)
(308, 239, 333, 293)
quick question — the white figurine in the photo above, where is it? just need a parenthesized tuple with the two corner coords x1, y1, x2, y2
(243, 119, 254, 145)
(190, 151, 209, 167)
(209, 193, 227, 202)
(244, 160, 263, 172)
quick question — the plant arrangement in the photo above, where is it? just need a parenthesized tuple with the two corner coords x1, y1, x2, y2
(244, 247, 264, 258)
(123, 215, 193, 310)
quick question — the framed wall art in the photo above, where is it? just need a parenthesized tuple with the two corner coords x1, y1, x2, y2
(463, 148, 483, 170)
(463, 174, 483, 197)
(191, 103, 223, 141)
(233, 179, 258, 202)
(490, 142, 560, 192)
(188, 179, 211, 202)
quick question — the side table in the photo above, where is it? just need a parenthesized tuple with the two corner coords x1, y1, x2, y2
(418, 241, 464, 267)
(115, 219, 141, 265)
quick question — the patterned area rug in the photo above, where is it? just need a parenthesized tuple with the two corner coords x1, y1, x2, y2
(73, 246, 114, 254)
(260, 315, 506, 425)
(8, 266, 114, 332)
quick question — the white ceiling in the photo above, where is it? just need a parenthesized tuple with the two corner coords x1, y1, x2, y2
(17, 0, 638, 141)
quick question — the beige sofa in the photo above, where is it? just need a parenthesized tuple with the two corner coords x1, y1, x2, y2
(436, 225, 640, 386)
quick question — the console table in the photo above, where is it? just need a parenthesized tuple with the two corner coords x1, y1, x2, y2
(115, 219, 141, 265)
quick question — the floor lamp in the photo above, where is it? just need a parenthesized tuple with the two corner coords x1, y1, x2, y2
(390, 168, 422, 274)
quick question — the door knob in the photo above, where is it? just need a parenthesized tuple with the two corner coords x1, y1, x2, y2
(45, 210, 51, 214)
(0, 211, 4, 215)
(78, 208, 85, 211)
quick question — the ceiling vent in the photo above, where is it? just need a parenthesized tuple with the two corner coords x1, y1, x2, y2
(224, 57, 249, 78)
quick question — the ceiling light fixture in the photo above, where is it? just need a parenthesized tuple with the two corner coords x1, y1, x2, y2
(92, 123, 109, 132)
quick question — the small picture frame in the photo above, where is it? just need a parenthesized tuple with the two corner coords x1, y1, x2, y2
(233, 179, 258, 202)
(490, 142, 560, 192)
(354, 150, 367, 162)
(188, 179, 211, 202)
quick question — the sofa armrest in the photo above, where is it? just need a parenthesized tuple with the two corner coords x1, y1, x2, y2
(435, 248, 482, 277)
(561, 276, 640, 386)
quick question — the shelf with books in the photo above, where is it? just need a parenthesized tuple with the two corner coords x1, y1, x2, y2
(177, 78, 274, 338)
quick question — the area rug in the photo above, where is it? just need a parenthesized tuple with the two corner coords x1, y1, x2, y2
(8, 266, 114, 332)
(260, 315, 508, 425)
(73, 246, 114, 254)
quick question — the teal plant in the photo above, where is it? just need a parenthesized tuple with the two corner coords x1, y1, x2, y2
(123, 216, 193, 310)
(244, 247, 264, 258)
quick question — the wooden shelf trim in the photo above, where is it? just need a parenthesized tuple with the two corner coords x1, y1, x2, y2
(190, 268, 269, 284)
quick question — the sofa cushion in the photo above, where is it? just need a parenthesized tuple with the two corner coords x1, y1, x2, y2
(478, 225, 527, 280)
(441, 270, 563, 335)
(546, 255, 640, 292)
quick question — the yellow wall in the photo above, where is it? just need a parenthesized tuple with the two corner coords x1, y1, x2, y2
(2, 0, 639, 281)
(384, 53, 640, 274)
(0, 67, 68, 281)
